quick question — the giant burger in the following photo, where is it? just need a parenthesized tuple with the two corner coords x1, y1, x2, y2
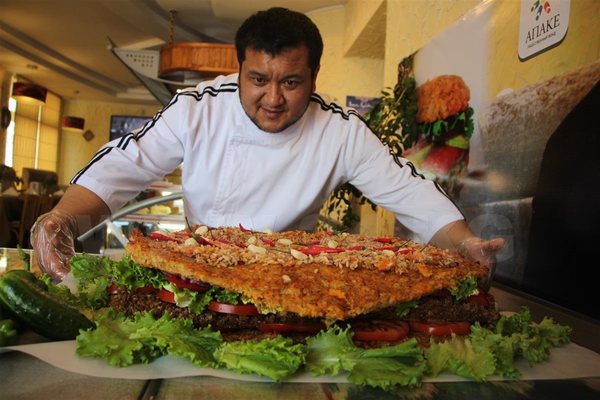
(69, 225, 570, 388)
(103, 225, 498, 346)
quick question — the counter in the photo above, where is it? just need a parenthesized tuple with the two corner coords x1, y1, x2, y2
(1, 248, 599, 399)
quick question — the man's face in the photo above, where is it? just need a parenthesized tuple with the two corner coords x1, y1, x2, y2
(238, 46, 318, 133)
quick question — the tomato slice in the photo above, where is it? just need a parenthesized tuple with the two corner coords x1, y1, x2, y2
(257, 322, 326, 334)
(208, 301, 259, 316)
(466, 292, 494, 307)
(106, 282, 120, 294)
(164, 272, 211, 292)
(409, 321, 471, 337)
(157, 288, 176, 304)
(351, 320, 410, 342)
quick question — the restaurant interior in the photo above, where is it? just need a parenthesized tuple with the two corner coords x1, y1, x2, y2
(0, 1, 599, 398)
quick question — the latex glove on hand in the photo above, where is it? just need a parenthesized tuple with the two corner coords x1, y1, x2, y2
(30, 210, 77, 282)
(458, 236, 505, 290)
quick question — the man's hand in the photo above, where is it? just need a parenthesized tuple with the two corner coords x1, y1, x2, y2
(457, 236, 505, 291)
(30, 210, 77, 281)
(457, 236, 505, 266)
(431, 220, 506, 290)
(29, 184, 110, 282)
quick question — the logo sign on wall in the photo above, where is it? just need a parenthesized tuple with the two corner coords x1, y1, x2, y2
(518, 0, 570, 60)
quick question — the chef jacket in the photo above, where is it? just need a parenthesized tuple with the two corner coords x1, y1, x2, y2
(72, 74, 463, 243)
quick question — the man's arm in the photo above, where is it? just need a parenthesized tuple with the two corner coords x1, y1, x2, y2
(31, 184, 110, 281)
(53, 184, 110, 227)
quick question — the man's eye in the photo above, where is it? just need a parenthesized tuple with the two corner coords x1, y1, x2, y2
(283, 80, 299, 89)
(251, 77, 267, 85)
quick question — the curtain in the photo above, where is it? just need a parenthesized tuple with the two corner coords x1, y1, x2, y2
(11, 90, 60, 176)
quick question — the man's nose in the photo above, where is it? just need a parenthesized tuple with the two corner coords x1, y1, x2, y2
(263, 83, 284, 106)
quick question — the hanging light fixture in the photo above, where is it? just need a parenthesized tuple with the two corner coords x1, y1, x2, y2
(158, 10, 238, 82)
(11, 82, 47, 106)
(61, 116, 85, 132)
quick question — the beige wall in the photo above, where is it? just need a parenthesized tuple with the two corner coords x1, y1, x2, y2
(488, 0, 600, 97)
(58, 100, 160, 185)
(384, 0, 484, 87)
(309, 5, 384, 103)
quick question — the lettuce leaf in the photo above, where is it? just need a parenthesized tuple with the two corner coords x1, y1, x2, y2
(306, 326, 426, 390)
(450, 276, 478, 301)
(76, 310, 222, 368)
(425, 308, 572, 380)
(214, 337, 306, 381)
(69, 254, 168, 308)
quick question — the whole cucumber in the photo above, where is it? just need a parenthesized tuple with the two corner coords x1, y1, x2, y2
(0, 270, 94, 340)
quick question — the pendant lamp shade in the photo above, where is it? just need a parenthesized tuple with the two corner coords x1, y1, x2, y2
(61, 116, 85, 132)
(12, 82, 47, 106)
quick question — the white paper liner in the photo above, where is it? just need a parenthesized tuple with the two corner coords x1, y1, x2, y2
(1, 340, 599, 382)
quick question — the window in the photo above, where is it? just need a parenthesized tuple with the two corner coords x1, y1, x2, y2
(4, 89, 60, 179)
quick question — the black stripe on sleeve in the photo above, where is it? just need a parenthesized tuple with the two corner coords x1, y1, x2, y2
(71, 82, 238, 184)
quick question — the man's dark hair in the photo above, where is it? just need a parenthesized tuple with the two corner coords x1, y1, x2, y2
(235, 7, 323, 73)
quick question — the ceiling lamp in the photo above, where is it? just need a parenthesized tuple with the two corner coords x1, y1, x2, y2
(61, 116, 85, 132)
(12, 82, 47, 106)
(157, 10, 238, 82)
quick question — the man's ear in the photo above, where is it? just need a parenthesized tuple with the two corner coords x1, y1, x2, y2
(311, 65, 320, 92)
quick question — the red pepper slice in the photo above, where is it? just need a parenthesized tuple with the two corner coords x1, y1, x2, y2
(299, 247, 323, 255)
(194, 235, 213, 246)
(261, 238, 275, 246)
(396, 248, 413, 254)
(174, 231, 192, 239)
(374, 237, 392, 243)
(239, 223, 252, 233)
(150, 231, 179, 242)
(299, 245, 345, 255)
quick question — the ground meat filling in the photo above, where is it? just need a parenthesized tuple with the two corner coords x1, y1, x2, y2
(108, 291, 323, 331)
(108, 290, 500, 335)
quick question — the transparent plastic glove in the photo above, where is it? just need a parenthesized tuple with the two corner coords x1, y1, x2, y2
(458, 237, 505, 291)
(30, 210, 77, 282)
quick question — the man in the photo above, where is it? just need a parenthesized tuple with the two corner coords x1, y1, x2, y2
(32, 8, 504, 281)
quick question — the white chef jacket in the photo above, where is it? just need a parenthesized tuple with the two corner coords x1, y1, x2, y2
(72, 74, 463, 243)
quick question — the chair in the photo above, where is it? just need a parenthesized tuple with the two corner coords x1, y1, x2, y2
(38, 194, 55, 215)
(9, 194, 41, 248)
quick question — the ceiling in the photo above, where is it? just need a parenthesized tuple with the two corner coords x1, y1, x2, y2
(0, 0, 346, 105)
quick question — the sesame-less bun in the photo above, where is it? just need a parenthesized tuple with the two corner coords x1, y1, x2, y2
(126, 227, 489, 322)
(416, 75, 471, 123)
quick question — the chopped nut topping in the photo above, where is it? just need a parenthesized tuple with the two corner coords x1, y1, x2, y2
(290, 249, 308, 260)
(246, 236, 257, 245)
(282, 274, 291, 283)
(327, 239, 338, 248)
(184, 237, 198, 247)
(195, 225, 209, 235)
(277, 238, 293, 246)
(248, 244, 266, 255)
